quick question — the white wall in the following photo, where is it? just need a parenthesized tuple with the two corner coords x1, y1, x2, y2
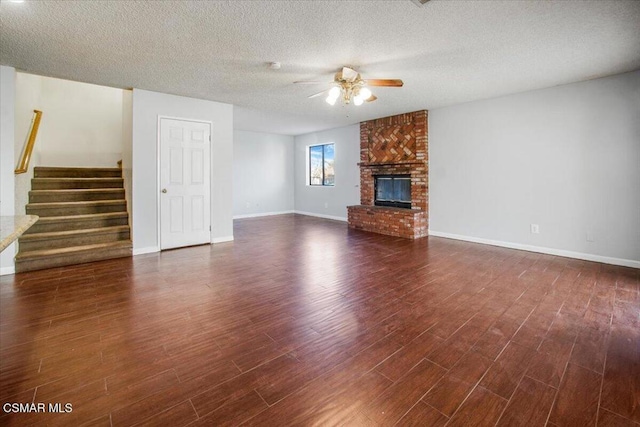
(15, 73, 124, 168)
(0, 66, 16, 274)
(430, 70, 640, 267)
(132, 89, 233, 253)
(294, 124, 360, 221)
(121, 90, 133, 229)
(233, 130, 294, 218)
(13, 73, 127, 219)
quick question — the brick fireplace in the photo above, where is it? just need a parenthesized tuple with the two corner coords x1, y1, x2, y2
(347, 110, 428, 239)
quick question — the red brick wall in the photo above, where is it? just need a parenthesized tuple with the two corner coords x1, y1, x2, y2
(348, 110, 429, 239)
(360, 110, 428, 164)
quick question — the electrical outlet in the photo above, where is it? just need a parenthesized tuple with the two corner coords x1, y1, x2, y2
(530, 224, 540, 234)
(324, 202, 328, 209)
(586, 232, 594, 242)
(245, 202, 250, 208)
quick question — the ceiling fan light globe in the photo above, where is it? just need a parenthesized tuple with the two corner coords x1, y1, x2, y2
(329, 86, 341, 98)
(326, 95, 337, 106)
(353, 96, 364, 106)
(359, 88, 372, 100)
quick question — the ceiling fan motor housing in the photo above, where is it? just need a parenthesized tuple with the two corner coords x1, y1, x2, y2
(334, 70, 367, 104)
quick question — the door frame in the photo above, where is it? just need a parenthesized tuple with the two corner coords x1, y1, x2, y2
(156, 115, 213, 250)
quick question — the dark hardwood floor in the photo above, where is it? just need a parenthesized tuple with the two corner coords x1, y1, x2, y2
(1, 214, 638, 426)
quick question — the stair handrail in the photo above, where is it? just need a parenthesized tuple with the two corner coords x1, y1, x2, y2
(15, 110, 43, 174)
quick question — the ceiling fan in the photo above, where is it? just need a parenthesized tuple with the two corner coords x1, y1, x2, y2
(295, 66, 403, 106)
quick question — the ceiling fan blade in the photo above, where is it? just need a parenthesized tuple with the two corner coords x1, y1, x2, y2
(294, 81, 332, 84)
(308, 90, 328, 99)
(365, 79, 404, 87)
(342, 67, 359, 82)
(365, 94, 377, 102)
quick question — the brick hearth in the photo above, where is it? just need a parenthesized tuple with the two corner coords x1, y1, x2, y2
(348, 110, 428, 239)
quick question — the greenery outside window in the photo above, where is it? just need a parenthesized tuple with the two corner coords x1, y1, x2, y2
(309, 143, 335, 186)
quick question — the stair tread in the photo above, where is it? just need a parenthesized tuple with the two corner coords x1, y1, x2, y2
(27, 200, 126, 207)
(33, 167, 123, 179)
(33, 178, 123, 181)
(34, 167, 121, 171)
(16, 241, 132, 259)
(36, 212, 128, 222)
(30, 189, 124, 193)
(20, 225, 130, 240)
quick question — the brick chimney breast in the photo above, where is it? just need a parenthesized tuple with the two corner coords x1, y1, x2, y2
(348, 110, 428, 239)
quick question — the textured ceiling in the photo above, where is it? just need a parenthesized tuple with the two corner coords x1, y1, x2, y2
(1, 0, 639, 135)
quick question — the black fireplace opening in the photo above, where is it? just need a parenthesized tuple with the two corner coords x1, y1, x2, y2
(374, 175, 411, 209)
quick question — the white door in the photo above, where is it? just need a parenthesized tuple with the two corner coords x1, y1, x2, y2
(160, 118, 211, 250)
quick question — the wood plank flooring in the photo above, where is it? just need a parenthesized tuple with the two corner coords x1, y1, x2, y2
(1, 214, 638, 426)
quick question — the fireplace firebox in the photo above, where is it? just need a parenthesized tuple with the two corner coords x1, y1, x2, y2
(374, 175, 411, 209)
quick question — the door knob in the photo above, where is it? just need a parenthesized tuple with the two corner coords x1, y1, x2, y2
(162, 188, 167, 193)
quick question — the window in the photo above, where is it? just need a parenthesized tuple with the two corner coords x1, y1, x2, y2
(309, 143, 335, 186)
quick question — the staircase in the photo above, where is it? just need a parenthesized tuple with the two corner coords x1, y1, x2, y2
(15, 167, 132, 273)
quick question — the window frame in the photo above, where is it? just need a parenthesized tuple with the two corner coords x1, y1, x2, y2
(308, 143, 335, 187)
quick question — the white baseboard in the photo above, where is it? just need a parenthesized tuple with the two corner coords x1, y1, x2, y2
(212, 235, 234, 244)
(294, 210, 348, 222)
(133, 246, 160, 256)
(428, 230, 640, 269)
(0, 266, 16, 276)
(233, 210, 294, 219)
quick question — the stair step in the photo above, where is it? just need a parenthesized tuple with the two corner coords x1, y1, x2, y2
(32, 178, 124, 190)
(27, 200, 127, 217)
(25, 212, 130, 234)
(18, 226, 130, 252)
(34, 167, 122, 178)
(15, 241, 132, 273)
(17, 165, 131, 272)
(29, 188, 125, 203)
